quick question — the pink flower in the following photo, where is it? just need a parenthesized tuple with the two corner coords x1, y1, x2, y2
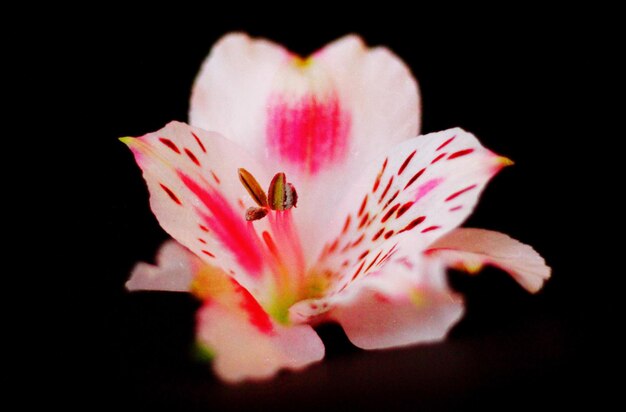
(121, 33, 550, 383)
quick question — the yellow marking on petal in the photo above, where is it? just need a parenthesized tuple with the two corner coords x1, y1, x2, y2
(463, 260, 484, 274)
(497, 156, 515, 167)
(410, 289, 429, 308)
(292, 55, 314, 69)
(304, 270, 332, 299)
(119, 136, 134, 145)
(191, 265, 233, 300)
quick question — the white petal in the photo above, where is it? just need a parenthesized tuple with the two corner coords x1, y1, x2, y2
(126, 240, 199, 292)
(427, 228, 551, 293)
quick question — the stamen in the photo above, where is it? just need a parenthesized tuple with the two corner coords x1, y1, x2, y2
(245, 207, 269, 221)
(268, 172, 298, 210)
(238, 168, 268, 207)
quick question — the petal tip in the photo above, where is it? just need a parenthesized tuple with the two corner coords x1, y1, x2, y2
(119, 136, 134, 145)
(497, 156, 515, 167)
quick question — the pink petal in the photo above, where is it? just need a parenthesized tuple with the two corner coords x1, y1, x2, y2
(126, 240, 199, 292)
(293, 255, 463, 349)
(194, 268, 324, 383)
(189, 33, 419, 177)
(426, 228, 551, 293)
(299, 128, 509, 311)
(121, 121, 276, 301)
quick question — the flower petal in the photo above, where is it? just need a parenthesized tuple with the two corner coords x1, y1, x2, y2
(189, 33, 419, 177)
(293, 255, 463, 349)
(426, 228, 551, 293)
(189, 33, 421, 263)
(193, 266, 324, 383)
(126, 240, 200, 292)
(300, 128, 508, 309)
(121, 121, 276, 301)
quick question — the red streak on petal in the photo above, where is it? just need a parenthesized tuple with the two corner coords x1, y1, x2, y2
(398, 150, 417, 175)
(342, 215, 352, 234)
(159, 183, 182, 205)
(159, 137, 180, 154)
(445, 184, 477, 202)
(351, 260, 366, 281)
(180, 172, 264, 275)
(358, 212, 369, 229)
(191, 132, 207, 153)
(352, 234, 365, 248)
(381, 203, 400, 223)
(404, 168, 426, 190)
(431, 153, 447, 164)
(211, 171, 221, 184)
(448, 148, 474, 160)
(400, 216, 426, 233)
(449, 205, 463, 212)
(372, 228, 385, 241)
(364, 250, 383, 273)
(328, 238, 339, 254)
(199, 224, 209, 232)
(421, 225, 441, 233)
(234, 283, 274, 335)
(436, 135, 456, 151)
(358, 195, 368, 217)
(201, 250, 215, 258)
(358, 250, 370, 261)
(198, 238, 207, 244)
(384, 230, 395, 239)
(184, 148, 201, 166)
(378, 176, 394, 204)
(383, 190, 400, 210)
(372, 158, 388, 192)
(396, 201, 414, 218)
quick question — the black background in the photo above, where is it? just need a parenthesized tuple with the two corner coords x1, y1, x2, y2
(73, 10, 601, 411)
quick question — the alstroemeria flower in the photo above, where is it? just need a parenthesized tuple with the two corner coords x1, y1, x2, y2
(121, 33, 550, 382)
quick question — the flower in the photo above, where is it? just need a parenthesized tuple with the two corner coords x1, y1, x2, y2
(121, 33, 550, 383)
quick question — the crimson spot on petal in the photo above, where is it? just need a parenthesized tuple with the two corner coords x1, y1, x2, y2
(159, 137, 180, 154)
(159, 183, 182, 205)
(436, 135, 456, 151)
(421, 225, 441, 233)
(184, 148, 201, 166)
(404, 168, 426, 190)
(448, 148, 474, 160)
(431, 153, 447, 164)
(445, 184, 477, 202)
(400, 216, 425, 233)
(398, 150, 417, 175)
(191, 132, 206, 153)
